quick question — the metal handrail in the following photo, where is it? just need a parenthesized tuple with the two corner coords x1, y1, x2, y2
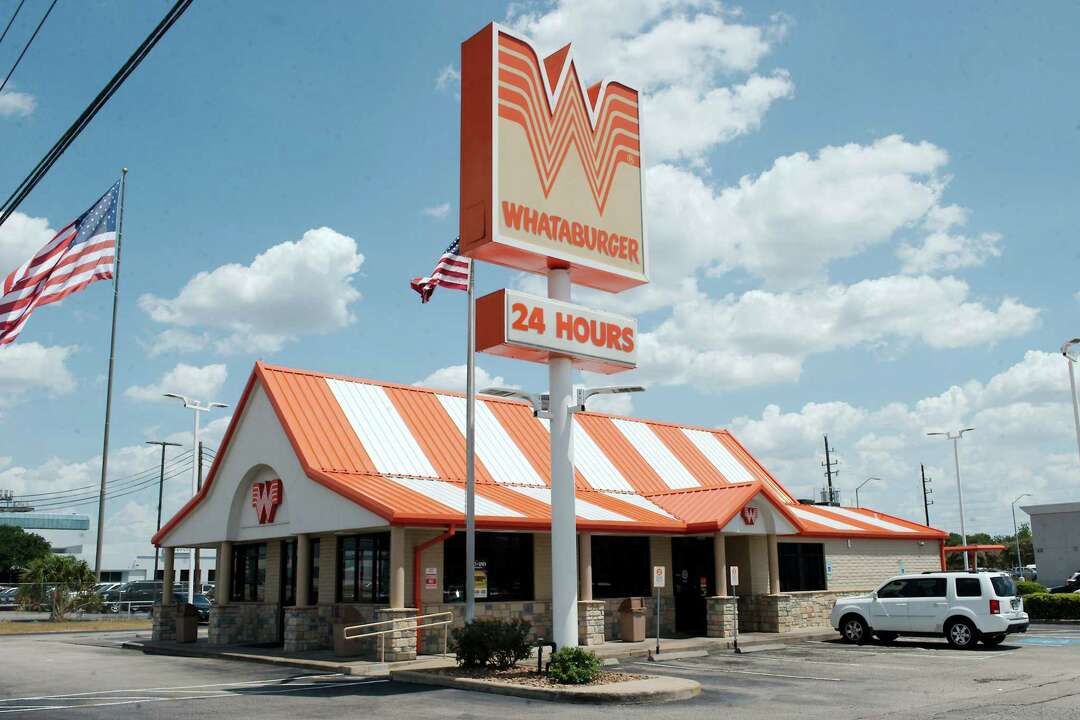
(342, 611, 454, 662)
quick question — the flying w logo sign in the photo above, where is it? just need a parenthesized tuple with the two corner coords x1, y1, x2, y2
(497, 33, 640, 216)
(251, 479, 283, 524)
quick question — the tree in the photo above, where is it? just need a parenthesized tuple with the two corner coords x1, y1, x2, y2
(0, 526, 52, 583)
(16, 554, 98, 620)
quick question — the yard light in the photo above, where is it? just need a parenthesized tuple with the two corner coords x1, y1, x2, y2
(574, 385, 645, 412)
(855, 477, 880, 509)
(928, 428, 974, 570)
(1061, 339, 1080, 465)
(1010, 493, 1031, 573)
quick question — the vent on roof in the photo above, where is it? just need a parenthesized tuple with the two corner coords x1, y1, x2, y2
(797, 498, 815, 505)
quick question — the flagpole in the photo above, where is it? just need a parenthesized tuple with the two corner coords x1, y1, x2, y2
(464, 259, 476, 623)
(93, 168, 126, 579)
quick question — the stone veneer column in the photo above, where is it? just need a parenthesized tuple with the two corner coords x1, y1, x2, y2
(706, 596, 737, 638)
(389, 526, 406, 609)
(578, 533, 592, 601)
(767, 534, 780, 595)
(295, 534, 310, 607)
(375, 607, 417, 662)
(162, 547, 175, 598)
(714, 533, 727, 597)
(577, 600, 604, 645)
(216, 541, 231, 606)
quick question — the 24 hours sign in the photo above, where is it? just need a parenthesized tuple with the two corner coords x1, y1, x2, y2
(475, 288, 636, 374)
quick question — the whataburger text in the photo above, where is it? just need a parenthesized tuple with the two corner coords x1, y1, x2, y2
(501, 200, 641, 264)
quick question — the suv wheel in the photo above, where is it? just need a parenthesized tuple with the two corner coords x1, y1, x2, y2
(945, 619, 977, 649)
(840, 615, 868, 644)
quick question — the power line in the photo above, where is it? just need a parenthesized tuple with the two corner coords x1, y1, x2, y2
(0, 0, 57, 96)
(0, 0, 194, 228)
(12, 449, 193, 499)
(29, 463, 193, 509)
(0, 0, 28, 50)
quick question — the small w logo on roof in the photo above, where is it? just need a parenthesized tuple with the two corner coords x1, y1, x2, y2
(251, 479, 283, 524)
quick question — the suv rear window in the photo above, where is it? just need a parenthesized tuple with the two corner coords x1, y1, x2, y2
(955, 577, 982, 597)
(990, 575, 1016, 597)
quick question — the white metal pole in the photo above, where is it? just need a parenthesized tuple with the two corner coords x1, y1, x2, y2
(465, 261, 476, 623)
(1011, 501, 1021, 571)
(1067, 357, 1080, 466)
(548, 267, 578, 648)
(952, 435, 969, 571)
(189, 406, 199, 604)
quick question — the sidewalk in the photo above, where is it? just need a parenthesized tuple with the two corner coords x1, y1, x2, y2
(124, 626, 836, 677)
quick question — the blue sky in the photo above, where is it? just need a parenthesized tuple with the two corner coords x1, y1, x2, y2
(1, 1, 1078, 565)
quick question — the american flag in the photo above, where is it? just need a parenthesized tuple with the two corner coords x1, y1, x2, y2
(0, 181, 120, 345)
(410, 238, 471, 303)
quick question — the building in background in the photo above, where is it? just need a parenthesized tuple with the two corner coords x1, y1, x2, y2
(1022, 501, 1080, 587)
(0, 512, 90, 554)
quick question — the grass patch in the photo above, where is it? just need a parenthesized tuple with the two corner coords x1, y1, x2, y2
(0, 618, 151, 635)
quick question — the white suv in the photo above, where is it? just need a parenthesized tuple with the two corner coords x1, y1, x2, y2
(830, 572, 1029, 649)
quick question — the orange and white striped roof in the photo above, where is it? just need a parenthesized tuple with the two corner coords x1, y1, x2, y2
(154, 363, 945, 543)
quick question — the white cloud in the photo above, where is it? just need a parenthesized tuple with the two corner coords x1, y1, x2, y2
(0, 342, 77, 409)
(422, 202, 451, 219)
(125, 363, 228, 403)
(897, 204, 1003, 274)
(727, 350, 1077, 533)
(0, 211, 53, 276)
(0, 88, 36, 117)
(506, 0, 793, 164)
(138, 227, 364, 354)
(435, 64, 461, 99)
(636, 275, 1039, 392)
(415, 365, 518, 393)
(142, 329, 209, 357)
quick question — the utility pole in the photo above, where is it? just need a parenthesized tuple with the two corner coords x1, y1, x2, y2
(146, 441, 182, 584)
(822, 435, 839, 505)
(920, 464, 933, 526)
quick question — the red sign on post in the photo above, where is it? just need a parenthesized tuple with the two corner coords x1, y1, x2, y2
(475, 288, 636, 374)
(459, 24, 647, 292)
(251, 479, 283, 524)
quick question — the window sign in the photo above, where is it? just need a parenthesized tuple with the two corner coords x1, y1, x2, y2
(826, 559, 833, 580)
(474, 562, 488, 599)
(899, 559, 906, 575)
(729, 565, 740, 587)
(652, 566, 666, 588)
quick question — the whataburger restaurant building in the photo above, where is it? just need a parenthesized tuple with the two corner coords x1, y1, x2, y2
(150, 361, 947, 657)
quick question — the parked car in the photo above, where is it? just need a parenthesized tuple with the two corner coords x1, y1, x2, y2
(1050, 572, 1080, 593)
(831, 571, 1029, 649)
(0, 586, 18, 609)
(174, 592, 212, 622)
(104, 581, 165, 612)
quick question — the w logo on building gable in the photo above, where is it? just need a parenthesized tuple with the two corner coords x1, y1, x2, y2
(251, 478, 283, 524)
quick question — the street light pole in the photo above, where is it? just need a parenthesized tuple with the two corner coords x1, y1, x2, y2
(164, 393, 228, 604)
(1011, 493, 1031, 572)
(1061, 339, 1080, 465)
(855, 477, 880, 509)
(928, 428, 974, 570)
(146, 441, 182, 583)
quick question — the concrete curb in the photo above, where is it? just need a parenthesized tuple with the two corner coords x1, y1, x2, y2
(123, 640, 355, 675)
(390, 669, 701, 704)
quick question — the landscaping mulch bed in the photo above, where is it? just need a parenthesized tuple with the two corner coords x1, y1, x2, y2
(429, 666, 646, 688)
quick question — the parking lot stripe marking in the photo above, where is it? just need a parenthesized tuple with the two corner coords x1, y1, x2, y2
(638, 661, 841, 682)
(0, 675, 346, 703)
(0, 680, 389, 715)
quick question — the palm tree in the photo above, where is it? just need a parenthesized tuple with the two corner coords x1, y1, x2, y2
(17, 555, 97, 620)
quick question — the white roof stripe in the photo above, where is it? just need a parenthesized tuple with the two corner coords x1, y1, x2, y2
(816, 506, 915, 533)
(789, 505, 864, 531)
(613, 419, 699, 490)
(601, 491, 679, 520)
(572, 422, 635, 492)
(326, 379, 437, 478)
(387, 477, 524, 517)
(508, 486, 632, 522)
(436, 395, 546, 487)
(681, 429, 755, 483)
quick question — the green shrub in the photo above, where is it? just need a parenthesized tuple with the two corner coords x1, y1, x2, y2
(450, 618, 532, 669)
(1016, 580, 1047, 596)
(1023, 592, 1080, 620)
(547, 646, 601, 685)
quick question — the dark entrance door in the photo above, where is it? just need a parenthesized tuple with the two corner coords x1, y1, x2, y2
(671, 537, 715, 635)
(278, 539, 297, 644)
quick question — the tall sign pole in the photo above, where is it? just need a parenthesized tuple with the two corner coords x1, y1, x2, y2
(465, 261, 477, 623)
(94, 168, 126, 579)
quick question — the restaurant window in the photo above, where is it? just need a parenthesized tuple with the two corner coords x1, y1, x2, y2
(230, 543, 267, 602)
(281, 539, 297, 606)
(443, 532, 533, 602)
(778, 542, 826, 592)
(309, 538, 321, 605)
(592, 536, 650, 598)
(336, 532, 390, 603)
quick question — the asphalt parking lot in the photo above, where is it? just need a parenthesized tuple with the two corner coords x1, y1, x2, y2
(0, 625, 1078, 718)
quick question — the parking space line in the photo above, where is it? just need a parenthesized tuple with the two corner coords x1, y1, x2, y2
(635, 661, 841, 682)
(0, 674, 346, 703)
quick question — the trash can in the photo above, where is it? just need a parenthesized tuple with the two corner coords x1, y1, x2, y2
(175, 603, 199, 643)
(618, 597, 647, 642)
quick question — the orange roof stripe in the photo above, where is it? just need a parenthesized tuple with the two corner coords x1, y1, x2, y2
(575, 414, 672, 495)
(649, 423, 730, 487)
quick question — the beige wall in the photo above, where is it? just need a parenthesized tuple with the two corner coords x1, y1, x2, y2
(783, 536, 941, 591)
